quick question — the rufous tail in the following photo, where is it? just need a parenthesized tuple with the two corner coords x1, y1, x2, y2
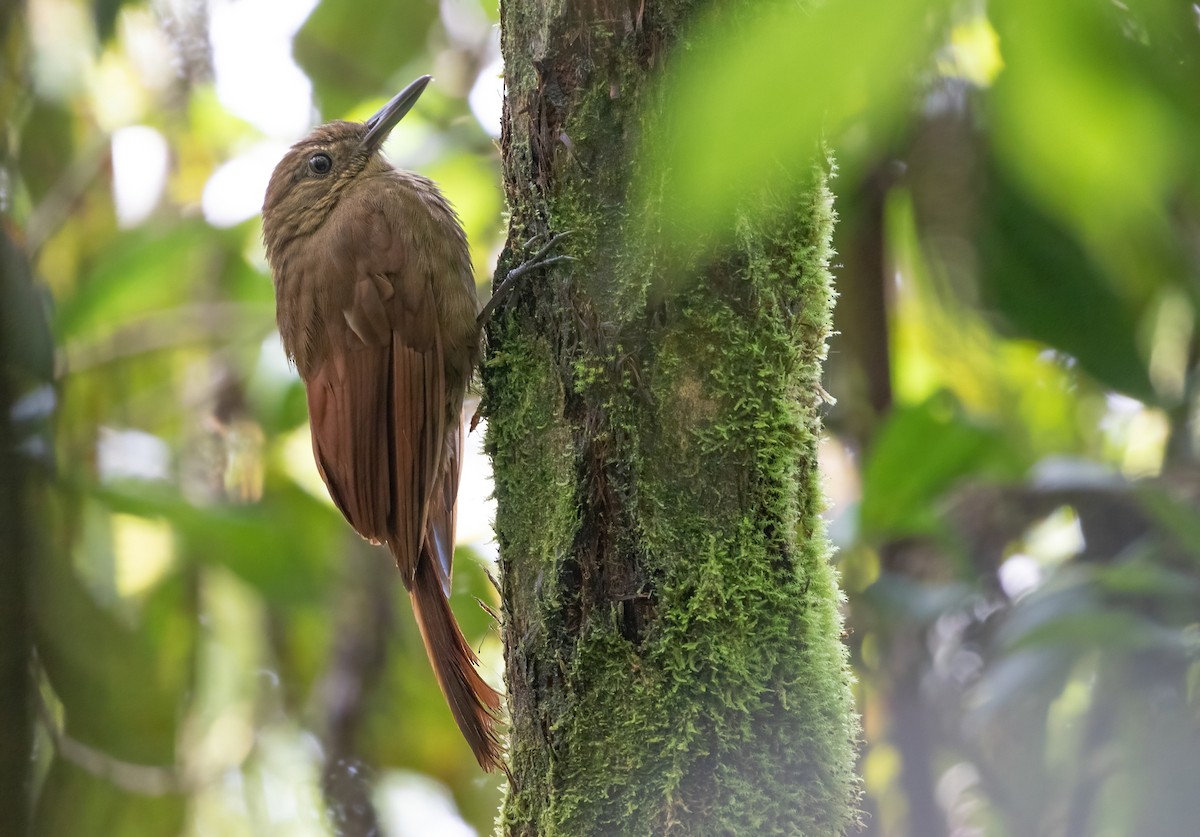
(409, 553, 504, 771)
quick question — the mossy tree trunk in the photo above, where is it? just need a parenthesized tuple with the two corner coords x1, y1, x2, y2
(484, 1, 860, 833)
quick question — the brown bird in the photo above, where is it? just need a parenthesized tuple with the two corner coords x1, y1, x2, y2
(261, 75, 501, 770)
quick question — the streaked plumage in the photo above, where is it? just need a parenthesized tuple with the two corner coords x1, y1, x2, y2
(261, 78, 501, 771)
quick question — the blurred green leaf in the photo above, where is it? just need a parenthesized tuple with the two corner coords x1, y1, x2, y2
(1093, 555, 1200, 601)
(988, 0, 1193, 259)
(976, 169, 1155, 402)
(249, 375, 310, 437)
(1137, 487, 1200, 566)
(1005, 608, 1168, 654)
(33, 760, 184, 837)
(293, 0, 439, 118)
(970, 647, 1074, 716)
(859, 392, 1023, 540)
(55, 221, 213, 340)
(474, 0, 499, 24)
(94, 480, 339, 603)
(860, 573, 972, 624)
(31, 502, 193, 767)
(654, 0, 951, 245)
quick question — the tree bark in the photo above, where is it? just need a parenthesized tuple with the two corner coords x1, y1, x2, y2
(0, 234, 35, 837)
(486, 1, 860, 833)
(0, 2, 32, 825)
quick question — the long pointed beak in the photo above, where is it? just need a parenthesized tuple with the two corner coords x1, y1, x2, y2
(361, 75, 432, 152)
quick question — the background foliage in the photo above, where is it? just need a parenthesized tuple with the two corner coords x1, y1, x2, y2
(3, 0, 1199, 835)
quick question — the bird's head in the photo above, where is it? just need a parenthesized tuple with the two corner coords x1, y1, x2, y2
(262, 75, 431, 251)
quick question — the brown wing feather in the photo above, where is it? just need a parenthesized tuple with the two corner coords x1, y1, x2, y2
(301, 192, 449, 584)
(388, 335, 445, 584)
(425, 419, 463, 597)
(299, 176, 500, 769)
(306, 348, 391, 541)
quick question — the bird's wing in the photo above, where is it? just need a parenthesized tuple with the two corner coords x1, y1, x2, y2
(424, 418, 462, 596)
(301, 177, 498, 770)
(305, 191, 448, 586)
(307, 344, 393, 540)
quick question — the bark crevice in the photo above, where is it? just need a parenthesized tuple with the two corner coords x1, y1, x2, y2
(487, 1, 860, 833)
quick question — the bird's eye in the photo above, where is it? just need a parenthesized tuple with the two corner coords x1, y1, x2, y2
(308, 153, 332, 175)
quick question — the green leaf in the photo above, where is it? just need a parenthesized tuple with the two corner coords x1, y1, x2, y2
(93, 480, 339, 603)
(33, 759, 185, 837)
(858, 392, 1023, 540)
(653, 0, 952, 245)
(293, 0, 439, 119)
(31, 504, 193, 766)
(1135, 487, 1200, 569)
(55, 221, 213, 340)
(976, 171, 1155, 401)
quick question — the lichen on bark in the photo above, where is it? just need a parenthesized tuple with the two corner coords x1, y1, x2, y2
(483, 1, 860, 833)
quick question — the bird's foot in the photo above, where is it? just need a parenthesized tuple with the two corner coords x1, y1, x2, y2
(477, 231, 573, 327)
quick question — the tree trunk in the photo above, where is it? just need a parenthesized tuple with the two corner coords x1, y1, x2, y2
(0, 234, 35, 837)
(486, 1, 860, 833)
(1, 5, 33, 831)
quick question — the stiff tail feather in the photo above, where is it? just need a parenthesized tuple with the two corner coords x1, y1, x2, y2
(409, 553, 504, 771)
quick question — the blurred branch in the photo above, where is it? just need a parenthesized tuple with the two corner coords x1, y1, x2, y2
(32, 659, 260, 801)
(316, 543, 394, 837)
(25, 138, 110, 259)
(830, 162, 897, 452)
(878, 540, 949, 837)
(32, 673, 184, 797)
(946, 471, 1200, 571)
(60, 301, 275, 375)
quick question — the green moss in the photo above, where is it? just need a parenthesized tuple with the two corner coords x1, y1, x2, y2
(484, 324, 578, 572)
(628, 168, 857, 835)
(491, 2, 858, 833)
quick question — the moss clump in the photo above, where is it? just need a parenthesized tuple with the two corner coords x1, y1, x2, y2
(490, 2, 859, 834)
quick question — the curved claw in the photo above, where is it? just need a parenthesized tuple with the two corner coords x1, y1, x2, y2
(521, 230, 549, 252)
(521, 229, 573, 256)
(477, 231, 574, 327)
